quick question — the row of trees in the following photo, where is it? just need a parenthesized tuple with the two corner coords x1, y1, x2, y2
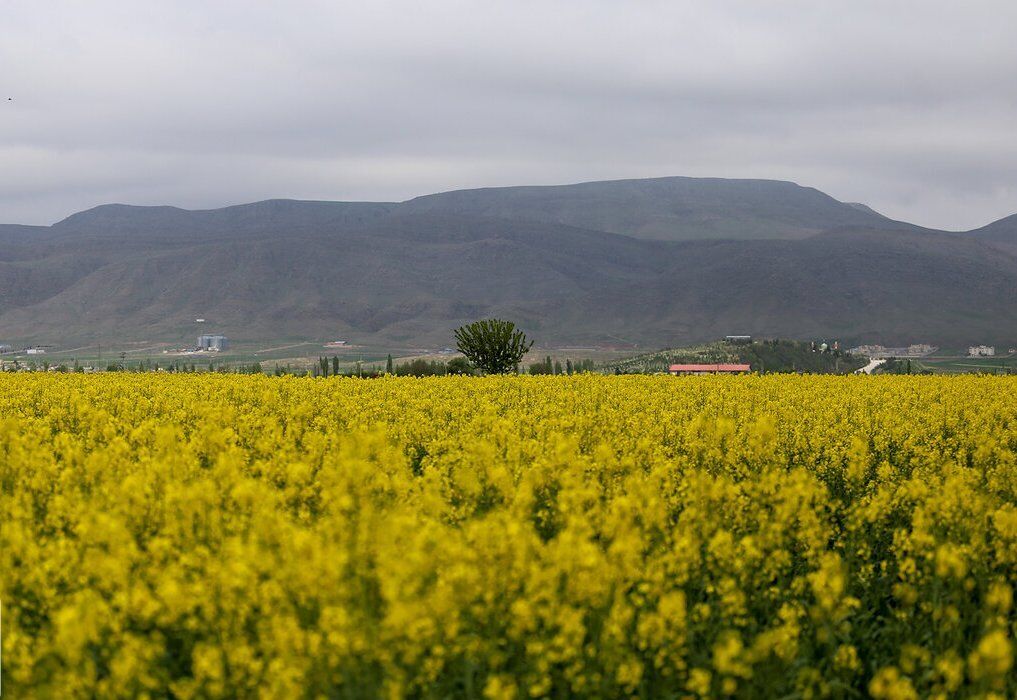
(2, 360, 80, 373)
(3, 359, 263, 373)
(107, 361, 265, 374)
(311, 356, 474, 377)
(391, 357, 473, 377)
(4, 319, 565, 377)
(876, 358, 933, 375)
(528, 356, 596, 375)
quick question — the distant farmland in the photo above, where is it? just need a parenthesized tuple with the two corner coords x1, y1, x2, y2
(912, 354, 1017, 374)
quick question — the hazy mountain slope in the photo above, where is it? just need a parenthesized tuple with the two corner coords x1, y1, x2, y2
(0, 225, 52, 261)
(968, 213, 1016, 254)
(970, 213, 1017, 240)
(1, 211, 1015, 347)
(398, 176, 923, 241)
(967, 213, 1017, 255)
(614, 229, 1017, 345)
(1, 177, 1015, 349)
(0, 214, 673, 344)
(51, 200, 397, 247)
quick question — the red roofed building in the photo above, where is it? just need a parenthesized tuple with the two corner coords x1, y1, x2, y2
(668, 363, 751, 375)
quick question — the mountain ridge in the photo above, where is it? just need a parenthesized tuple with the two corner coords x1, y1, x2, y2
(29, 175, 1016, 238)
(1, 176, 1015, 348)
(970, 213, 1017, 241)
(398, 176, 925, 241)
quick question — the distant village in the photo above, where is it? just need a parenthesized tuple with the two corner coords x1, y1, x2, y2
(846, 343, 937, 359)
(0, 331, 1013, 374)
(0, 333, 231, 372)
(846, 343, 1011, 359)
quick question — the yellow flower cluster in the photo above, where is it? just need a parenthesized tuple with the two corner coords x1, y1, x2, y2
(1, 374, 1015, 698)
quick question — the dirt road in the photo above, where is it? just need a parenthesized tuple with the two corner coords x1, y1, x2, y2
(856, 358, 886, 374)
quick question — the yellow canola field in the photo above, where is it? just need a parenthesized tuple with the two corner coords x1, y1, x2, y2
(1, 374, 1016, 698)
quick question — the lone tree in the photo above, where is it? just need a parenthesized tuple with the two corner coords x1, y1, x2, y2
(454, 319, 533, 375)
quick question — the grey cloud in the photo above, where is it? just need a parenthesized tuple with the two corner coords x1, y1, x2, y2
(2, 1, 1016, 229)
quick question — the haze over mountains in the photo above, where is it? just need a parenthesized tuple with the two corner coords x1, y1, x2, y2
(1, 176, 1015, 349)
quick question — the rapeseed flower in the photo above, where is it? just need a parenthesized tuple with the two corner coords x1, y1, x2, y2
(0, 374, 1015, 697)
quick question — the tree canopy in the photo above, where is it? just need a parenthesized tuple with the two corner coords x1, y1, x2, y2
(453, 319, 533, 375)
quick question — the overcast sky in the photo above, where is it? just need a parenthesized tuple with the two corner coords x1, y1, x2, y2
(2, 1, 1016, 229)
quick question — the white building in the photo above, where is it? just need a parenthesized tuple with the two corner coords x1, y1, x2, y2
(968, 345, 995, 357)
